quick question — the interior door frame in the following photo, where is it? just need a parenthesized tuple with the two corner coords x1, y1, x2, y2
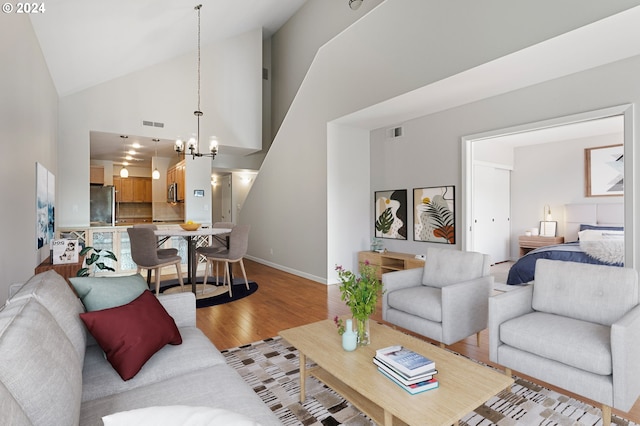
(461, 104, 634, 267)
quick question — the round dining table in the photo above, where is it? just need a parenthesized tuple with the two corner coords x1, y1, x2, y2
(154, 227, 232, 294)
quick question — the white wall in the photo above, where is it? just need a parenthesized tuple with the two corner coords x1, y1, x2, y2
(0, 15, 58, 303)
(242, 0, 640, 284)
(57, 29, 263, 228)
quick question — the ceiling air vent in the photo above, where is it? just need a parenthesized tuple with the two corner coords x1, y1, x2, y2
(142, 120, 165, 128)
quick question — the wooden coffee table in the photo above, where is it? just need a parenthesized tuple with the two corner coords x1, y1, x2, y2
(279, 319, 513, 426)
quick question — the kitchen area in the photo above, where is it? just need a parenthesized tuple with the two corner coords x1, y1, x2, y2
(89, 160, 186, 226)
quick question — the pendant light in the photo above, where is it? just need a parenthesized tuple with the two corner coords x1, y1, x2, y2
(174, 4, 218, 160)
(152, 139, 160, 180)
(119, 135, 129, 178)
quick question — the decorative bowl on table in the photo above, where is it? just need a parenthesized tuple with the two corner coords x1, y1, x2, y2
(180, 222, 201, 231)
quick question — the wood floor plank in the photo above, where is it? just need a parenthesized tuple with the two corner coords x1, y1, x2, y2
(195, 258, 640, 423)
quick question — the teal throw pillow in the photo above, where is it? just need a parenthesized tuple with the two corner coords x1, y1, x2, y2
(69, 274, 148, 311)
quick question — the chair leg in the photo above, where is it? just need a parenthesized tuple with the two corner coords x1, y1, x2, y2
(476, 331, 481, 347)
(202, 259, 210, 287)
(239, 259, 249, 290)
(225, 261, 232, 297)
(439, 342, 445, 349)
(175, 262, 184, 290)
(154, 268, 161, 295)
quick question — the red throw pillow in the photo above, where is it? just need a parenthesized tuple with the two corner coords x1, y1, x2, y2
(80, 290, 182, 380)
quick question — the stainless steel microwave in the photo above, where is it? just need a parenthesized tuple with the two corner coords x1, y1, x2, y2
(167, 182, 178, 203)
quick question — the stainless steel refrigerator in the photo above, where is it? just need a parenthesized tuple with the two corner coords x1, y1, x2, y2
(89, 185, 115, 226)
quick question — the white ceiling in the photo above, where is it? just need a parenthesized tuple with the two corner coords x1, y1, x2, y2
(30, 0, 307, 97)
(30, 0, 307, 168)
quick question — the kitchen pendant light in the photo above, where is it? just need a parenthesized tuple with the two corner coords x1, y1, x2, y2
(174, 4, 218, 161)
(119, 135, 129, 178)
(152, 139, 160, 180)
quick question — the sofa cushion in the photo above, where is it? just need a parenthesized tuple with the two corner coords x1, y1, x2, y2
(422, 248, 489, 288)
(0, 381, 31, 425)
(102, 405, 261, 426)
(8, 270, 87, 362)
(70, 273, 148, 311)
(80, 290, 182, 381)
(387, 286, 442, 322)
(0, 298, 82, 425)
(82, 327, 226, 402)
(500, 311, 612, 375)
(532, 259, 638, 326)
(80, 365, 282, 426)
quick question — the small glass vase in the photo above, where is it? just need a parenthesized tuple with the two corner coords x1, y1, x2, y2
(355, 317, 370, 346)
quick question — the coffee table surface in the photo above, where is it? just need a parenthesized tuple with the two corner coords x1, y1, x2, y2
(279, 319, 513, 426)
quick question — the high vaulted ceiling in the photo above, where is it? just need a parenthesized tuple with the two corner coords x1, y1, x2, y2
(30, 0, 307, 97)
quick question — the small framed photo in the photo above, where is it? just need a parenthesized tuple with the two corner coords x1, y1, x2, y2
(52, 239, 79, 264)
(539, 221, 557, 237)
(193, 189, 205, 197)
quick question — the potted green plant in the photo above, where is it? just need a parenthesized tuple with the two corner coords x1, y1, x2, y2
(76, 246, 117, 277)
(335, 260, 384, 346)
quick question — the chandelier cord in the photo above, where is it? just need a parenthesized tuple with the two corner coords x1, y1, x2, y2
(196, 4, 201, 114)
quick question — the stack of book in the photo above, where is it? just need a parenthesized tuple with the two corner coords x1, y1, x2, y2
(373, 345, 438, 394)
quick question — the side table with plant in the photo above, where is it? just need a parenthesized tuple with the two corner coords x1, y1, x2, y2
(335, 260, 384, 346)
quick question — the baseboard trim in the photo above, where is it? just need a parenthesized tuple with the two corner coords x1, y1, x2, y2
(244, 255, 328, 285)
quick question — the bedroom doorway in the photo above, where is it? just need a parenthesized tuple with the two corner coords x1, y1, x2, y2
(462, 104, 632, 267)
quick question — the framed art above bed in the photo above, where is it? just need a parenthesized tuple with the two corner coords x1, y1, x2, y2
(585, 144, 623, 197)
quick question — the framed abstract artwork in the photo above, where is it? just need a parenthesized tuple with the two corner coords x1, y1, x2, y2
(374, 189, 407, 240)
(413, 186, 455, 244)
(36, 162, 55, 249)
(585, 144, 623, 197)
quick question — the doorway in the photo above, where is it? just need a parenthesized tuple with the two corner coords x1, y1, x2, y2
(462, 105, 632, 265)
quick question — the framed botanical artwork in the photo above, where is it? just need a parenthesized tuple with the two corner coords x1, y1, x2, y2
(374, 189, 407, 240)
(413, 186, 455, 244)
(585, 144, 623, 197)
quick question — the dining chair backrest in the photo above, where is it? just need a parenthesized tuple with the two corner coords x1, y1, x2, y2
(127, 227, 161, 267)
(227, 224, 250, 260)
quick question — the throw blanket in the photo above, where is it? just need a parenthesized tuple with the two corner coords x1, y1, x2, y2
(580, 239, 625, 264)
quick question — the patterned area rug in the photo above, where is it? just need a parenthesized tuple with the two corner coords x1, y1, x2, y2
(222, 337, 637, 426)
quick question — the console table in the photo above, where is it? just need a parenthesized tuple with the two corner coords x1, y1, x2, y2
(35, 256, 84, 286)
(358, 251, 424, 279)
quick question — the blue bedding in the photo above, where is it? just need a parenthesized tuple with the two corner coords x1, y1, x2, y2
(507, 241, 624, 285)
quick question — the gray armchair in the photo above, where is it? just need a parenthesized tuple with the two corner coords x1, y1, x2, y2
(489, 259, 640, 426)
(382, 247, 493, 347)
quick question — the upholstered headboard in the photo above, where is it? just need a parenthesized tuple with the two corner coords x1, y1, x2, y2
(564, 203, 624, 242)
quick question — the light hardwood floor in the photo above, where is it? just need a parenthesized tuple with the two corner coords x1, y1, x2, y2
(196, 259, 640, 423)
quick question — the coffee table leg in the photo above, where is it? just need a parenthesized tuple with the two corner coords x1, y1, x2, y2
(384, 409, 393, 426)
(299, 352, 306, 403)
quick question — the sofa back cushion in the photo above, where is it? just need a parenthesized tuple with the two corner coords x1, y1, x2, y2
(0, 298, 82, 425)
(8, 270, 87, 362)
(422, 247, 490, 288)
(533, 259, 639, 326)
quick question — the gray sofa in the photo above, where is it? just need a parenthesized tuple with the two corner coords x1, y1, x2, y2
(489, 259, 640, 424)
(0, 270, 280, 426)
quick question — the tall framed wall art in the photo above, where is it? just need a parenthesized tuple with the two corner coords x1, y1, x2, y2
(413, 185, 455, 244)
(374, 189, 407, 240)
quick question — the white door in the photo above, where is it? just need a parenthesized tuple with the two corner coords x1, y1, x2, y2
(472, 164, 511, 264)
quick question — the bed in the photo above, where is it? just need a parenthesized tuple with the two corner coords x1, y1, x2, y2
(507, 203, 624, 285)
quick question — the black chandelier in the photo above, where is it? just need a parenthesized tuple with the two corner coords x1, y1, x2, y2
(175, 4, 218, 160)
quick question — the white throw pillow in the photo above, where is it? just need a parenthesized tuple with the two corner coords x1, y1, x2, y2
(102, 406, 263, 426)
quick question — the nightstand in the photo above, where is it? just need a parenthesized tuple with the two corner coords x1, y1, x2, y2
(518, 235, 564, 257)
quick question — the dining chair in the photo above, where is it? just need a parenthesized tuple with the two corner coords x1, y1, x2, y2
(197, 224, 250, 296)
(132, 223, 179, 285)
(127, 227, 184, 295)
(197, 222, 235, 288)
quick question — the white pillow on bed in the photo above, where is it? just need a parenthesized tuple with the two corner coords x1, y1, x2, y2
(102, 406, 263, 426)
(578, 229, 624, 241)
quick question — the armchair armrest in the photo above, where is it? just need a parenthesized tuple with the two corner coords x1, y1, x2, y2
(611, 304, 640, 411)
(157, 292, 196, 328)
(441, 275, 493, 344)
(488, 284, 534, 363)
(382, 268, 423, 319)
